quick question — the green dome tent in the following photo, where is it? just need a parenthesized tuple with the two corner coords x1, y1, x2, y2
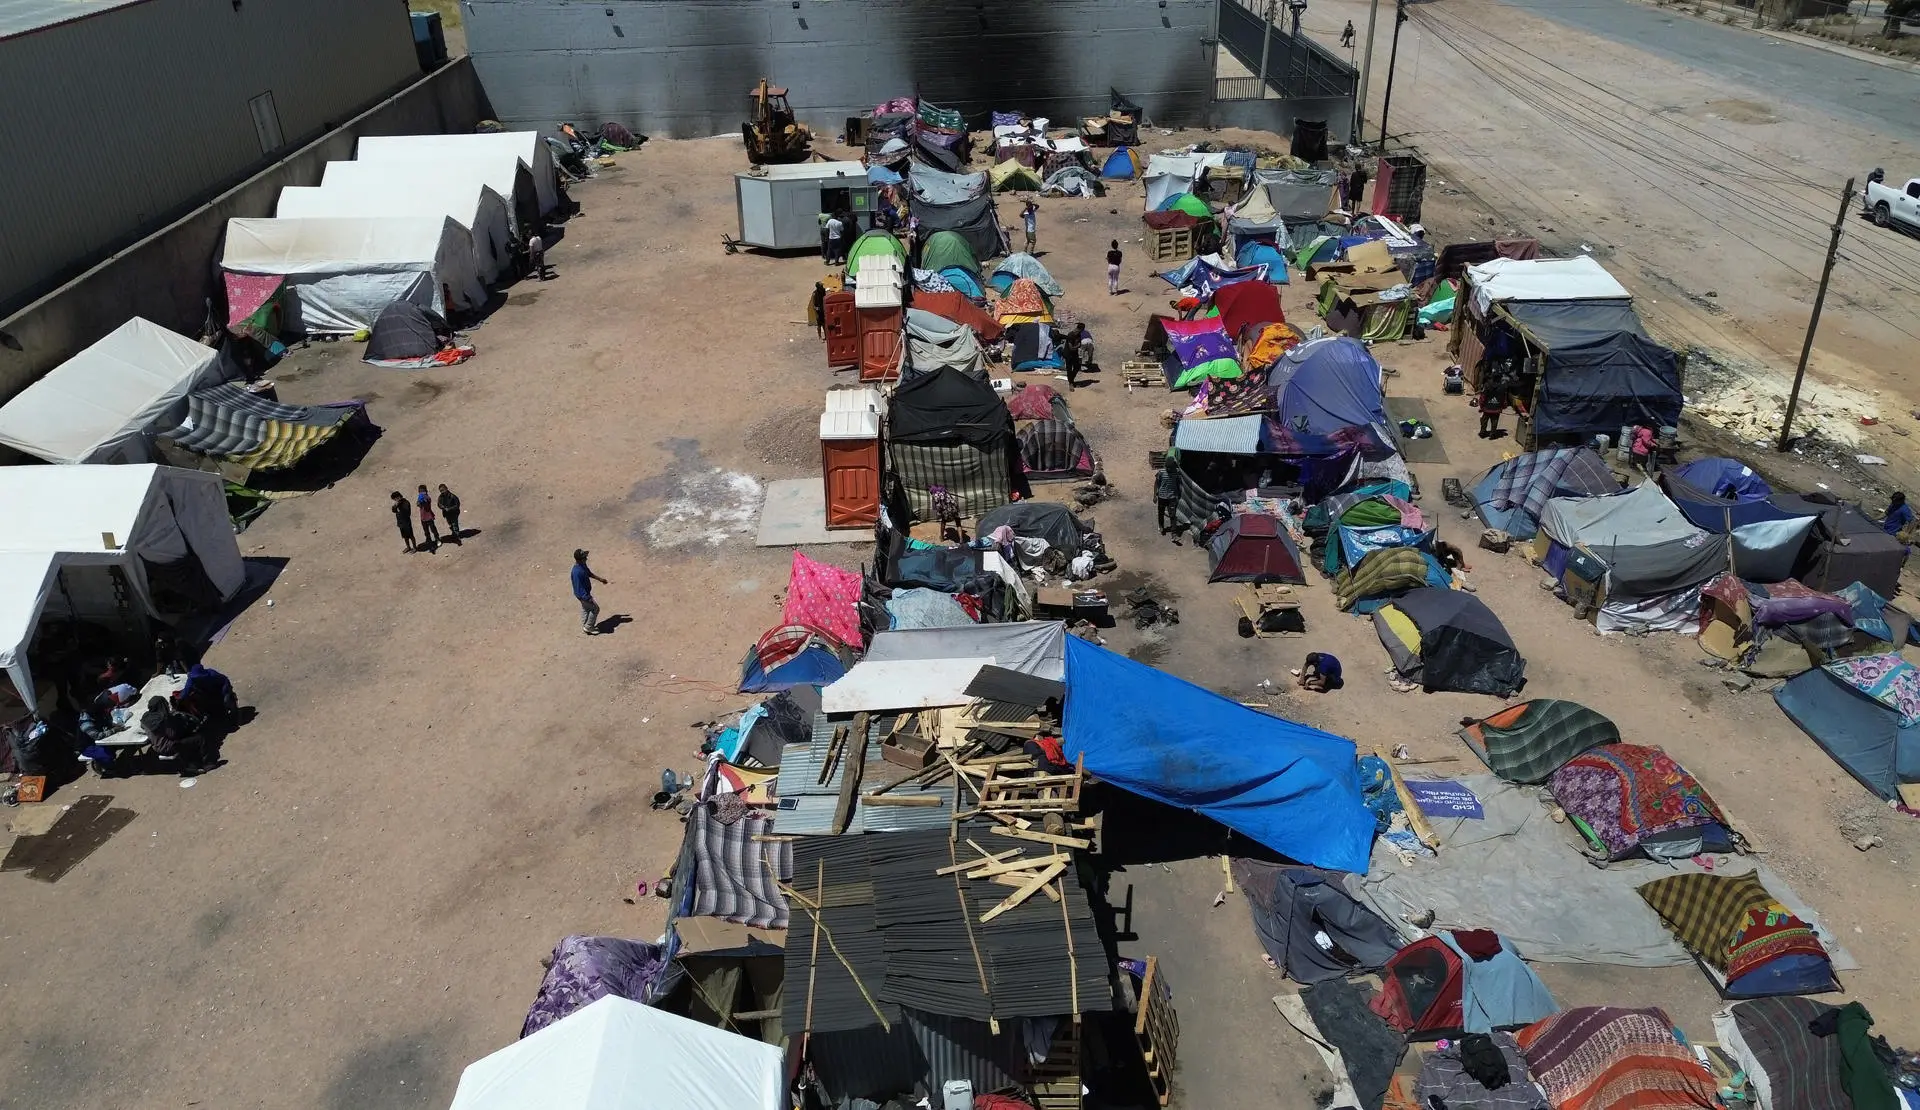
(845, 230, 907, 278)
(920, 230, 981, 277)
(1164, 193, 1215, 219)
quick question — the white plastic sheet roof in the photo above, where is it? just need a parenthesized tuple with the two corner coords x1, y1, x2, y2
(357, 131, 559, 212)
(321, 159, 524, 220)
(0, 318, 221, 464)
(1467, 256, 1631, 314)
(276, 180, 499, 229)
(447, 997, 783, 1110)
(222, 216, 464, 273)
(0, 463, 170, 553)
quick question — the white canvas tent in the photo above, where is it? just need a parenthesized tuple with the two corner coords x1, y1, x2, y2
(447, 997, 784, 1110)
(277, 179, 514, 282)
(321, 158, 532, 238)
(1466, 256, 1631, 314)
(0, 318, 228, 464)
(221, 216, 488, 334)
(358, 131, 559, 214)
(1143, 152, 1229, 211)
(1, 465, 245, 713)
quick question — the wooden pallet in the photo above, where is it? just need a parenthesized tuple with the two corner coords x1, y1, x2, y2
(980, 754, 1084, 816)
(1145, 226, 1196, 263)
(1122, 360, 1166, 388)
(1133, 956, 1179, 1107)
(1027, 1017, 1083, 1110)
(1233, 583, 1306, 638)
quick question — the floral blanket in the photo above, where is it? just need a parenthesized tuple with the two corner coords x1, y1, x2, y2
(1823, 654, 1920, 726)
(1549, 743, 1727, 860)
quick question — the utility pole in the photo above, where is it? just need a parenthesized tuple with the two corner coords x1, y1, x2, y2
(1376, 0, 1408, 151)
(1779, 177, 1856, 452)
(1257, 0, 1277, 93)
(1354, 0, 1381, 143)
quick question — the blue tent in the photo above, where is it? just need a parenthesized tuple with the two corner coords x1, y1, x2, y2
(939, 267, 985, 299)
(1271, 336, 1390, 443)
(738, 644, 845, 693)
(1099, 147, 1141, 180)
(1672, 457, 1772, 503)
(1774, 659, 1920, 800)
(1060, 636, 1375, 872)
(1235, 241, 1290, 284)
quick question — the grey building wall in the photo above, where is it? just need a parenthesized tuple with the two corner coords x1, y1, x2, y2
(0, 0, 421, 315)
(464, 0, 1218, 138)
(0, 58, 491, 403)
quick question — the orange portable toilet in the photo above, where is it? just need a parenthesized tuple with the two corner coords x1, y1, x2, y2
(854, 255, 904, 381)
(823, 290, 858, 368)
(820, 386, 882, 528)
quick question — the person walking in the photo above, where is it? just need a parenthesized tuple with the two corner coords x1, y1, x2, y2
(436, 483, 463, 544)
(1105, 240, 1123, 295)
(528, 230, 549, 280)
(572, 549, 608, 634)
(413, 485, 441, 550)
(1059, 325, 1082, 390)
(1021, 201, 1038, 253)
(390, 492, 416, 553)
(1347, 163, 1370, 214)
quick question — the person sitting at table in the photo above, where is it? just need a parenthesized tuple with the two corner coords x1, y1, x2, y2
(178, 663, 239, 729)
(140, 696, 213, 775)
(77, 682, 142, 741)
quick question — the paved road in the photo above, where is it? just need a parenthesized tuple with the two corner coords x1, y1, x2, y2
(1495, 0, 1920, 142)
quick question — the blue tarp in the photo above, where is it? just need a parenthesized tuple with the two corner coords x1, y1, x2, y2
(739, 644, 845, 693)
(1774, 664, 1920, 800)
(1060, 636, 1375, 872)
(1271, 336, 1390, 442)
(940, 267, 985, 299)
(1673, 457, 1772, 502)
(1235, 241, 1290, 284)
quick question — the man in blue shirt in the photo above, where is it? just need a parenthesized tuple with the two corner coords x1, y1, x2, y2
(1883, 491, 1913, 538)
(1293, 652, 1343, 692)
(571, 549, 609, 634)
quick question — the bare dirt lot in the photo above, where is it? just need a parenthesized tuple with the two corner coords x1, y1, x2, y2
(2, 104, 1917, 1110)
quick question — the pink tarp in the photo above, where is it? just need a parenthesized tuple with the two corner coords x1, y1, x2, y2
(781, 553, 863, 649)
(224, 273, 282, 327)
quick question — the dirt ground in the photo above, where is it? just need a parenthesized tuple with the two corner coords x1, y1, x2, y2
(2, 70, 1919, 1110)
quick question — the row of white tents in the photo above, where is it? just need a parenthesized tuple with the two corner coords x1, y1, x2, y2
(221, 130, 561, 334)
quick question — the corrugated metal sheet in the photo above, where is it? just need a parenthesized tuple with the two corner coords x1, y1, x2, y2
(466, 0, 1215, 138)
(775, 711, 964, 834)
(0, 0, 418, 312)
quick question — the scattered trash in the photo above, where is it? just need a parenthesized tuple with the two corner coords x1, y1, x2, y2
(1392, 744, 1413, 760)
(1856, 454, 1887, 465)
(179, 778, 196, 788)
(1854, 834, 1883, 852)
(1212, 891, 1226, 907)
(1402, 908, 1436, 929)
(1127, 586, 1179, 629)
(1721, 674, 1754, 692)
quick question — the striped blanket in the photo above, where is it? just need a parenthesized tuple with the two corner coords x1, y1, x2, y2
(1638, 872, 1826, 982)
(167, 385, 363, 470)
(1334, 546, 1433, 612)
(1515, 1007, 1717, 1110)
(687, 804, 791, 929)
(1458, 699, 1620, 784)
(1717, 998, 1850, 1110)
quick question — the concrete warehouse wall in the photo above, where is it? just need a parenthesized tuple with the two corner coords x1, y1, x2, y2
(1211, 95, 1356, 145)
(463, 0, 1217, 137)
(0, 58, 493, 404)
(0, 0, 421, 315)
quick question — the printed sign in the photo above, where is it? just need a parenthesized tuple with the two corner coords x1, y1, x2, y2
(1405, 779, 1484, 820)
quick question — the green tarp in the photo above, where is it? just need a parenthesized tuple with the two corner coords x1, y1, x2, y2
(845, 230, 906, 278)
(920, 230, 980, 276)
(1165, 193, 1213, 219)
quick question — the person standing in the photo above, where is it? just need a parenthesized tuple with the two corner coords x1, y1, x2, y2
(1059, 325, 1082, 390)
(390, 492, 417, 553)
(415, 485, 441, 550)
(1073, 322, 1096, 377)
(810, 281, 827, 339)
(1105, 240, 1123, 295)
(528, 231, 548, 281)
(1021, 201, 1038, 253)
(572, 549, 608, 635)
(1476, 376, 1508, 439)
(1347, 163, 1370, 214)
(1630, 425, 1657, 474)
(1154, 453, 1182, 538)
(824, 211, 846, 266)
(437, 484, 463, 544)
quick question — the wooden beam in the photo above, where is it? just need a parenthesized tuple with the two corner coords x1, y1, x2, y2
(935, 847, 1018, 876)
(965, 852, 1067, 879)
(991, 826, 1090, 850)
(817, 725, 848, 786)
(980, 860, 1067, 922)
(861, 793, 945, 807)
(802, 860, 824, 1049)
(990, 873, 1063, 901)
(831, 713, 868, 835)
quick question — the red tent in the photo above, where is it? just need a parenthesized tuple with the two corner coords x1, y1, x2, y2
(1213, 281, 1284, 339)
(1370, 936, 1464, 1035)
(913, 291, 1003, 342)
(1205, 514, 1305, 584)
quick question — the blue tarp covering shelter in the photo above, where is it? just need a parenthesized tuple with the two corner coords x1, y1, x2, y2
(739, 645, 844, 692)
(1659, 471, 1818, 582)
(1060, 636, 1375, 872)
(940, 267, 985, 299)
(1271, 336, 1391, 445)
(1774, 661, 1920, 800)
(1672, 457, 1772, 503)
(1235, 241, 1290, 283)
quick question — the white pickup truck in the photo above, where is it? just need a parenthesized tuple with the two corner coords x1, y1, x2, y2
(1865, 175, 1920, 230)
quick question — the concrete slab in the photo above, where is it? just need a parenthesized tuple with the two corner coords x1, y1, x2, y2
(754, 477, 869, 546)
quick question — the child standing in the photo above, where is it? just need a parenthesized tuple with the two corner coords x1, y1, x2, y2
(416, 484, 441, 550)
(390, 492, 416, 553)
(436, 484, 463, 544)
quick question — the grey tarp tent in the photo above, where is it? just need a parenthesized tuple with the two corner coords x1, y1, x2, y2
(908, 163, 989, 205)
(904, 309, 985, 379)
(1540, 480, 1729, 600)
(1373, 587, 1527, 696)
(364, 300, 453, 364)
(977, 502, 1090, 555)
(1501, 300, 1682, 442)
(1772, 493, 1908, 599)
(912, 195, 1004, 264)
